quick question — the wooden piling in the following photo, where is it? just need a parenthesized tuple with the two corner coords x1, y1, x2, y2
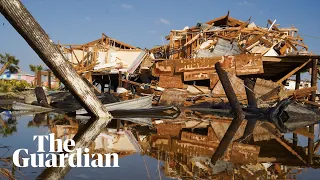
(118, 71, 123, 88)
(0, 0, 112, 118)
(241, 78, 257, 143)
(211, 63, 245, 165)
(47, 70, 52, 89)
(308, 59, 318, 165)
(293, 72, 300, 148)
(36, 70, 42, 86)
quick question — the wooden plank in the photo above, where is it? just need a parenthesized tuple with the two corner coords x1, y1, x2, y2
(183, 70, 214, 81)
(153, 60, 174, 75)
(275, 137, 307, 164)
(259, 37, 273, 47)
(291, 41, 308, 50)
(293, 127, 314, 139)
(285, 40, 298, 51)
(286, 86, 317, 98)
(298, 99, 320, 108)
(280, 44, 288, 55)
(276, 59, 312, 84)
(70, 46, 80, 64)
(210, 73, 219, 89)
(235, 54, 264, 75)
(175, 56, 235, 73)
(261, 123, 307, 164)
(159, 89, 188, 107)
(246, 34, 265, 47)
(159, 74, 184, 89)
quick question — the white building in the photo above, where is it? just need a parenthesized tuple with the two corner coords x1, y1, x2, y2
(284, 79, 311, 90)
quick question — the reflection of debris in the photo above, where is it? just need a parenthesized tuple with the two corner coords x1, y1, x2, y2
(145, 122, 320, 179)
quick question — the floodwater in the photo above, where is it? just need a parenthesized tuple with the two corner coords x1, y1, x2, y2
(1, 111, 320, 180)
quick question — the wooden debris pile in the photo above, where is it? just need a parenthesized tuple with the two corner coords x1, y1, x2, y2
(152, 13, 310, 59)
(148, 13, 319, 107)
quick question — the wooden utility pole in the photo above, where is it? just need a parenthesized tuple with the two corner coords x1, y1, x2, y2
(36, 70, 42, 86)
(47, 70, 52, 89)
(0, 0, 112, 118)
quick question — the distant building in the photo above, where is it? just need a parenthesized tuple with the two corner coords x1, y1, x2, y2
(0, 70, 60, 88)
(0, 70, 35, 84)
(284, 79, 311, 90)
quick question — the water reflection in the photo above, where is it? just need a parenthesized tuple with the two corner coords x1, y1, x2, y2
(1, 110, 320, 179)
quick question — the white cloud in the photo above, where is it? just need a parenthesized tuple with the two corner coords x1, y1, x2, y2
(85, 16, 91, 21)
(238, 1, 248, 5)
(159, 18, 170, 25)
(121, 4, 134, 9)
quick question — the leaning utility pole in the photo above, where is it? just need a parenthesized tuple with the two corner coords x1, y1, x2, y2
(0, 0, 112, 119)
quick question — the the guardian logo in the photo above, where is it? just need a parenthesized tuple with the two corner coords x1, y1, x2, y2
(12, 133, 119, 168)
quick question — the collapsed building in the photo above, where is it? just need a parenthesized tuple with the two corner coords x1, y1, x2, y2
(57, 33, 153, 92)
(151, 13, 319, 105)
(55, 13, 319, 107)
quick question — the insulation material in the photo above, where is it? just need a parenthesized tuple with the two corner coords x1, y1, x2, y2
(94, 49, 144, 72)
(127, 51, 147, 74)
(264, 48, 279, 56)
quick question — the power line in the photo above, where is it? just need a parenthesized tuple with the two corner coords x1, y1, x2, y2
(300, 34, 320, 40)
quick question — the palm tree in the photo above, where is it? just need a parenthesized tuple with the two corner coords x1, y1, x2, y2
(29, 64, 43, 73)
(0, 53, 20, 76)
(29, 64, 43, 86)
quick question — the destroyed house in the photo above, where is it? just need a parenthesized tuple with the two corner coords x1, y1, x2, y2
(57, 33, 154, 91)
(152, 13, 319, 96)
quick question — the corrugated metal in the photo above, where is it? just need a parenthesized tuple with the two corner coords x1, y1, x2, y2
(212, 38, 241, 56)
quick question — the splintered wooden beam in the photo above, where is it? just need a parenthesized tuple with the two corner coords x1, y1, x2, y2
(275, 137, 307, 164)
(0, 0, 112, 118)
(70, 46, 80, 64)
(261, 123, 307, 164)
(286, 86, 317, 98)
(276, 59, 312, 85)
(211, 63, 245, 165)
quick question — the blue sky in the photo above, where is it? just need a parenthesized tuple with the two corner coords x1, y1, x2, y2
(1, 0, 320, 74)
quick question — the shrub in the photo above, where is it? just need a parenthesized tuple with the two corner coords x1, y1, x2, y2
(0, 79, 30, 93)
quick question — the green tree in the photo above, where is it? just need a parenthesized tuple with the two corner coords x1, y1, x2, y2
(29, 64, 43, 73)
(0, 53, 20, 76)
